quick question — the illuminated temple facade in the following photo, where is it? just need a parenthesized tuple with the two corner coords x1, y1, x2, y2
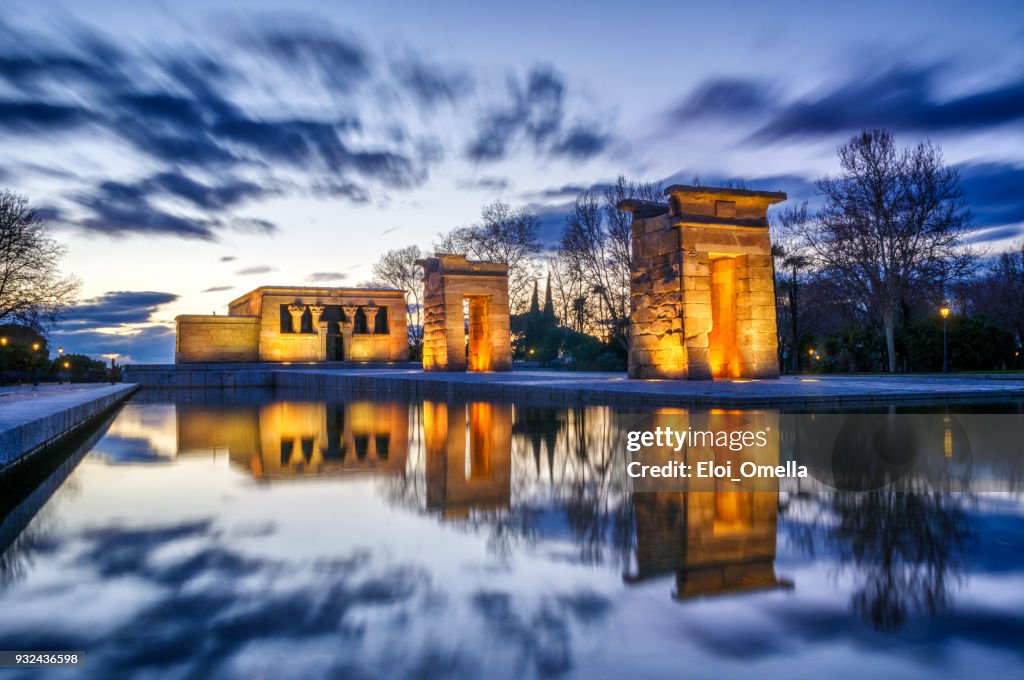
(175, 286, 409, 363)
(619, 185, 786, 380)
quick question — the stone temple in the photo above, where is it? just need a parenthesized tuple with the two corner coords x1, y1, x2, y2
(619, 185, 786, 380)
(174, 183, 784, 380)
(176, 286, 409, 363)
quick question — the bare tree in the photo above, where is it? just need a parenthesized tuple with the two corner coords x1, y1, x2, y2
(435, 200, 542, 313)
(546, 254, 589, 333)
(371, 245, 425, 345)
(970, 241, 1024, 350)
(0, 190, 79, 331)
(558, 175, 661, 346)
(803, 131, 973, 372)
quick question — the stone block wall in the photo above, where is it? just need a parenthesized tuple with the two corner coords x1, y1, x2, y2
(419, 255, 512, 372)
(175, 286, 410, 364)
(175, 315, 260, 363)
(620, 186, 785, 380)
(247, 288, 408, 363)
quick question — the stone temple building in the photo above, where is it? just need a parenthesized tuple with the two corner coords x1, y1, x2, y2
(418, 254, 513, 372)
(619, 185, 786, 380)
(175, 286, 409, 363)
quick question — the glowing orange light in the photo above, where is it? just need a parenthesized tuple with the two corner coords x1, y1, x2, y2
(708, 257, 740, 379)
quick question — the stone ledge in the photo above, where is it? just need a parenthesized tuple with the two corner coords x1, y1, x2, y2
(0, 384, 138, 471)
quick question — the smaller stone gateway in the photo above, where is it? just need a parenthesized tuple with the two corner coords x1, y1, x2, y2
(619, 185, 786, 380)
(418, 254, 513, 372)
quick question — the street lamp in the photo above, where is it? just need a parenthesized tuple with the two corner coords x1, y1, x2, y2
(0, 336, 6, 386)
(940, 303, 951, 374)
(31, 342, 41, 386)
(58, 346, 65, 384)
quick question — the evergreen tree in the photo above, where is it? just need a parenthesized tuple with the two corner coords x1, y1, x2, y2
(542, 272, 555, 322)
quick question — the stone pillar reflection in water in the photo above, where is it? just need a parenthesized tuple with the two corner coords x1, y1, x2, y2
(182, 400, 411, 479)
(424, 400, 512, 517)
(626, 409, 792, 599)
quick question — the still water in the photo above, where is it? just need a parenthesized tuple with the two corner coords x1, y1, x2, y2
(1, 390, 1022, 679)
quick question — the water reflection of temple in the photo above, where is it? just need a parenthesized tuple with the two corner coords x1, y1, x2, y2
(424, 401, 513, 518)
(628, 491, 791, 599)
(626, 409, 792, 600)
(176, 401, 408, 479)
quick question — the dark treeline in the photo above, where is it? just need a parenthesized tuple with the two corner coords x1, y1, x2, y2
(373, 129, 1023, 373)
(775, 131, 1022, 373)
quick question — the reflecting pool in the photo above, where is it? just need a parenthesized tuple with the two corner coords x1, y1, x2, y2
(1, 390, 1022, 679)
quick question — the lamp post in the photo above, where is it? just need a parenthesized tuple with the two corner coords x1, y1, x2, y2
(57, 346, 64, 384)
(0, 336, 7, 386)
(940, 304, 951, 374)
(32, 342, 41, 386)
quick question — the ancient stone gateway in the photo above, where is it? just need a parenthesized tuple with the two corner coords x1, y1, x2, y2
(418, 255, 512, 372)
(619, 185, 786, 380)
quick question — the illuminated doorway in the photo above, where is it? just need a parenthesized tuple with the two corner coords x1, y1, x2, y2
(708, 257, 740, 379)
(464, 295, 492, 372)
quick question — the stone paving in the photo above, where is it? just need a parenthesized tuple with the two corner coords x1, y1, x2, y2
(0, 383, 117, 404)
(274, 369, 1024, 407)
(0, 383, 137, 467)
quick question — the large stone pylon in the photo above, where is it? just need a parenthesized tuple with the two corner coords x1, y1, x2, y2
(619, 185, 786, 380)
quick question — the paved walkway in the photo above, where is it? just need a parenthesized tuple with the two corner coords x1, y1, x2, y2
(0, 383, 119, 404)
(274, 369, 1024, 407)
(0, 383, 137, 468)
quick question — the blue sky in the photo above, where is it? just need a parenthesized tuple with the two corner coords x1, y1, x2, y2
(2, 0, 1023, 362)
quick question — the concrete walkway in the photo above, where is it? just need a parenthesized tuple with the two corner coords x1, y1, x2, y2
(0, 383, 138, 469)
(273, 369, 1024, 407)
(121, 362, 1024, 407)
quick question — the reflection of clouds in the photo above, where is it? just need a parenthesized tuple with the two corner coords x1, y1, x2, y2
(0, 514, 618, 679)
(5, 393, 1024, 678)
(1, 520, 438, 679)
(470, 589, 613, 677)
(90, 404, 178, 462)
(88, 435, 175, 464)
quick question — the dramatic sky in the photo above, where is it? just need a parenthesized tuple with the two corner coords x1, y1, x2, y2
(3, 0, 1023, 362)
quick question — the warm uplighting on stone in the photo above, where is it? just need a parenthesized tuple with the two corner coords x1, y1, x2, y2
(175, 286, 409, 363)
(626, 409, 791, 598)
(424, 400, 513, 517)
(619, 185, 786, 380)
(176, 400, 409, 479)
(418, 255, 512, 372)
